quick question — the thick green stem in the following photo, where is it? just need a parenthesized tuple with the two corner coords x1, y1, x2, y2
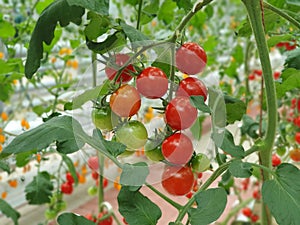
(242, 1, 278, 224)
(263, 2, 300, 30)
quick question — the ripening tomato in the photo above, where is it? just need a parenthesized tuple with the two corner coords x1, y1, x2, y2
(295, 132, 300, 144)
(273, 71, 281, 80)
(290, 149, 300, 162)
(176, 77, 208, 101)
(66, 172, 74, 185)
(88, 156, 99, 171)
(136, 67, 169, 99)
(144, 136, 164, 161)
(162, 166, 194, 196)
(105, 54, 135, 83)
(272, 154, 281, 167)
(176, 42, 207, 75)
(165, 96, 197, 130)
(161, 133, 194, 165)
(248, 73, 256, 80)
(60, 182, 73, 194)
(242, 207, 252, 217)
(97, 212, 113, 225)
(92, 107, 119, 131)
(110, 84, 141, 117)
(115, 120, 148, 150)
(253, 69, 262, 76)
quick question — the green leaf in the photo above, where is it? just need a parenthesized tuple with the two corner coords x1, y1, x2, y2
(0, 19, 16, 38)
(190, 116, 205, 140)
(0, 199, 20, 225)
(86, 31, 126, 54)
(212, 129, 245, 158)
(190, 96, 211, 113)
(92, 129, 126, 157)
(3, 116, 86, 155)
(120, 162, 149, 191)
(218, 170, 234, 194)
(118, 186, 162, 225)
(57, 212, 96, 225)
(16, 150, 37, 167)
(240, 115, 259, 138)
(120, 21, 150, 48)
(25, 0, 85, 78)
(0, 58, 24, 76)
(224, 95, 247, 124)
(172, 0, 192, 11)
(267, 34, 293, 47)
(276, 68, 300, 98)
(84, 12, 110, 40)
(284, 48, 300, 70)
(140, 0, 159, 25)
(188, 188, 227, 225)
(43, 27, 62, 53)
(25, 171, 54, 204)
(208, 88, 226, 129)
(67, 0, 109, 15)
(286, 0, 300, 6)
(229, 160, 253, 178)
(262, 163, 300, 225)
(0, 160, 10, 174)
(158, 0, 177, 24)
(61, 154, 79, 185)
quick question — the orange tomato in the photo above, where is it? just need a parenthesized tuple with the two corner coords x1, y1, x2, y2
(290, 149, 300, 162)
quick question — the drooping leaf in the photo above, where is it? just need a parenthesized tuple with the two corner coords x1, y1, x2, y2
(224, 95, 246, 124)
(212, 129, 245, 158)
(262, 163, 300, 225)
(120, 162, 149, 191)
(120, 21, 150, 48)
(190, 96, 211, 113)
(25, 171, 54, 204)
(57, 212, 96, 225)
(2, 116, 86, 155)
(84, 12, 111, 40)
(229, 160, 253, 178)
(66, 0, 109, 15)
(25, 0, 85, 78)
(61, 154, 79, 185)
(188, 188, 227, 225)
(276, 68, 300, 98)
(0, 160, 10, 174)
(0, 199, 20, 225)
(118, 186, 162, 225)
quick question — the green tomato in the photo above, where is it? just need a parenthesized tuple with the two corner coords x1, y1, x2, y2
(45, 209, 57, 220)
(276, 146, 286, 156)
(87, 186, 98, 196)
(54, 201, 67, 212)
(92, 107, 119, 131)
(144, 138, 164, 161)
(115, 120, 148, 150)
(191, 153, 210, 173)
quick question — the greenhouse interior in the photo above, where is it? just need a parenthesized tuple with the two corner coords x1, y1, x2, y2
(0, 0, 300, 225)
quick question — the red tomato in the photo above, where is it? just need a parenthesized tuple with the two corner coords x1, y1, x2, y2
(85, 213, 96, 222)
(273, 71, 281, 80)
(252, 189, 261, 200)
(91, 171, 99, 180)
(176, 42, 207, 75)
(110, 84, 141, 117)
(105, 54, 135, 83)
(248, 73, 256, 80)
(295, 132, 300, 144)
(88, 156, 99, 171)
(251, 214, 259, 223)
(60, 182, 73, 194)
(136, 67, 168, 99)
(97, 212, 113, 225)
(290, 149, 300, 162)
(66, 172, 74, 185)
(161, 133, 194, 165)
(242, 207, 252, 217)
(165, 96, 197, 130)
(272, 154, 281, 167)
(162, 166, 194, 196)
(176, 77, 208, 101)
(253, 69, 262, 76)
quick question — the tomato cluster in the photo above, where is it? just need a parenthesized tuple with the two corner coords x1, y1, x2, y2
(85, 212, 113, 225)
(60, 172, 78, 195)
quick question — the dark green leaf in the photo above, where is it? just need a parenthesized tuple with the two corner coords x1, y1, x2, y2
(212, 129, 245, 158)
(43, 28, 62, 53)
(84, 12, 110, 40)
(118, 186, 162, 225)
(190, 96, 211, 113)
(86, 31, 126, 54)
(224, 95, 246, 124)
(158, 0, 177, 24)
(25, 0, 84, 78)
(57, 212, 96, 225)
(172, 0, 192, 11)
(25, 171, 54, 204)
(120, 21, 150, 48)
(262, 163, 300, 225)
(92, 129, 126, 157)
(229, 160, 253, 178)
(67, 0, 109, 15)
(16, 151, 37, 167)
(284, 48, 300, 70)
(188, 188, 227, 225)
(61, 154, 79, 185)
(218, 170, 234, 194)
(140, 0, 159, 25)
(0, 160, 10, 174)
(0, 199, 20, 225)
(240, 115, 259, 138)
(3, 116, 86, 155)
(276, 68, 300, 98)
(120, 162, 149, 191)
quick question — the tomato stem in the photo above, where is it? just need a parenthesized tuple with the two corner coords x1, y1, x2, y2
(242, 0, 278, 224)
(136, 0, 143, 30)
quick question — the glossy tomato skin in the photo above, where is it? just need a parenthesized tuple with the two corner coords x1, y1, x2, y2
(165, 96, 197, 130)
(162, 166, 194, 196)
(97, 212, 113, 225)
(176, 77, 208, 101)
(290, 149, 300, 162)
(92, 107, 119, 131)
(60, 182, 73, 194)
(105, 54, 135, 83)
(176, 42, 207, 75)
(295, 132, 300, 144)
(136, 67, 169, 99)
(66, 172, 74, 185)
(161, 133, 194, 165)
(110, 84, 141, 117)
(115, 120, 148, 150)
